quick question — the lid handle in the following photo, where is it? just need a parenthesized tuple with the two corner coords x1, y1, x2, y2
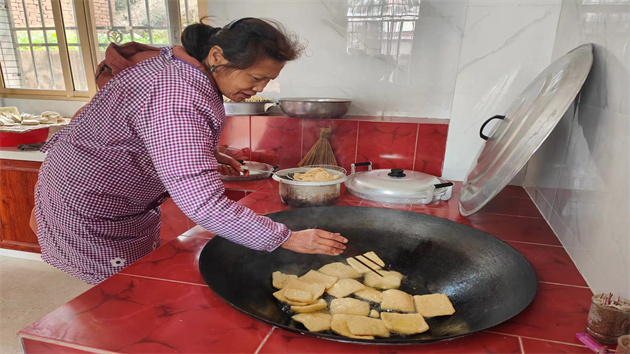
(388, 169, 406, 178)
(351, 161, 372, 174)
(479, 115, 506, 140)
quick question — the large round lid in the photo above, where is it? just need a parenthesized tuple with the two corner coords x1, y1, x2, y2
(345, 163, 452, 204)
(459, 44, 593, 216)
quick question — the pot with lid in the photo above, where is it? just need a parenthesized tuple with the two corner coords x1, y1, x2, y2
(345, 162, 453, 204)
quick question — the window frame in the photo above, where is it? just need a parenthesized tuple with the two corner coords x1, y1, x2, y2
(0, 0, 205, 101)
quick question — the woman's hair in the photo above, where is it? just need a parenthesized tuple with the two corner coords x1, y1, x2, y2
(181, 17, 304, 70)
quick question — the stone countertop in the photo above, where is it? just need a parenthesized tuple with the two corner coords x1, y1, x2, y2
(0, 147, 46, 162)
(18, 180, 602, 353)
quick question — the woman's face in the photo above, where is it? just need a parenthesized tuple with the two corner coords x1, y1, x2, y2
(212, 56, 285, 102)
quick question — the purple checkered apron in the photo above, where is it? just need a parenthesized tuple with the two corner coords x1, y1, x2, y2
(35, 47, 290, 284)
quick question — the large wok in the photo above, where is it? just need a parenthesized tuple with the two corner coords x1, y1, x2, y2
(198, 207, 537, 344)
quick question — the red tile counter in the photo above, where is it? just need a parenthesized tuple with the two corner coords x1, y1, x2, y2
(19, 181, 603, 353)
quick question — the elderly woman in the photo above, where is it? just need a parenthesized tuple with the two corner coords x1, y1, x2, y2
(33, 18, 346, 284)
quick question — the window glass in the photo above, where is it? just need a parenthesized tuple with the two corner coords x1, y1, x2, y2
(0, 0, 198, 95)
(93, 0, 197, 61)
(180, 0, 199, 27)
(61, 4, 88, 92)
(2, 0, 65, 90)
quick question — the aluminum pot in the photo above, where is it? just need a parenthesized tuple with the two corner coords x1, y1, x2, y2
(272, 165, 347, 207)
(278, 98, 351, 119)
(345, 162, 454, 204)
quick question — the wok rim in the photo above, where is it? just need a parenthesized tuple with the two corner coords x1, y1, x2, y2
(198, 207, 538, 345)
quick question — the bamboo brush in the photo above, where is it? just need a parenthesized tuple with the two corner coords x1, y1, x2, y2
(298, 127, 338, 167)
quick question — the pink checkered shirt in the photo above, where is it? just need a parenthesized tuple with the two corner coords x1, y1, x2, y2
(35, 47, 290, 284)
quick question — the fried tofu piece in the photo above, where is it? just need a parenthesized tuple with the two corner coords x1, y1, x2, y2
(284, 279, 325, 302)
(363, 270, 403, 290)
(272, 271, 298, 289)
(330, 298, 370, 316)
(347, 251, 385, 273)
(291, 299, 328, 313)
(274, 279, 325, 305)
(381, 289, 415, 313)
(331, 315, 374, 340)
(299, 270, 338, 289)
(369, 310, 380, 318)
(353, 287, 382, 303)
(273, 288, 311, 306)
(319, 262, 361, 279)
(285, 288, 313, 303)
(293, 312, 332, 332)
(413, 294, 456, 317)
(345, 315, 390, 337)
(381, 313, 429, 335)
(326, 278, 365, 298)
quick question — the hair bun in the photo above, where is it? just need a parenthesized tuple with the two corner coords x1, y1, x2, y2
(208, 26, 221, 37)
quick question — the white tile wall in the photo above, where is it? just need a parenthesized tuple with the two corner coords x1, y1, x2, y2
(4, 1, 564, 182)
(525, 0, 630, 298)
(204, 0, 468, 119)
(442, 0, 562, 181)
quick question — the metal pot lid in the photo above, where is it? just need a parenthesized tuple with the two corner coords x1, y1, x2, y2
(345, 162, 451, 204)
(243, 160, 273, 171)
(459, 44, 593, 216)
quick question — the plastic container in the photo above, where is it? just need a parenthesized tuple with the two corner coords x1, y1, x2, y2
(0, 128, 49, 147)
(586, 293, 630, 344)
(617, 334, 630, 354)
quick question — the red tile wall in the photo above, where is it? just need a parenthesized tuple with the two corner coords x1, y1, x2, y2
(220, 115, 449, 176)
(159, 116, 448, 242)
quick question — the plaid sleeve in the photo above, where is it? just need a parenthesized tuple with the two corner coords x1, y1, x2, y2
(134, 71, 290, 252)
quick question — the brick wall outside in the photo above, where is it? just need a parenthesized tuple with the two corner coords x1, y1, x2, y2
(92, 0, 110, 28)
(10, 0, 109, 28)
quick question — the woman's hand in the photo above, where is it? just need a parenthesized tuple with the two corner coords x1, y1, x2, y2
(215, 151, 248, 177)
(281, 229, 347, 256)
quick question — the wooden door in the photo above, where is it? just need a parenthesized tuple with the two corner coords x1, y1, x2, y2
(0, 159, 41, 252)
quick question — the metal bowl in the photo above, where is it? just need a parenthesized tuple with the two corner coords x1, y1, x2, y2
(224, 102, 275, 116)
(279, 98, 352, 119)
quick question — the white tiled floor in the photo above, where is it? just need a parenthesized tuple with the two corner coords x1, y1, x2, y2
(0, 254, 92, 354)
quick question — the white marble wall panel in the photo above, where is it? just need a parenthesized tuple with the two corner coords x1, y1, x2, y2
(525, 185, 553, 220)
(523, 98, 576, 205)
(205, 0, 467, 118)
(525, 0, 630, 297)
(442, 1, 562, 181)
(551, 1, 629, 115)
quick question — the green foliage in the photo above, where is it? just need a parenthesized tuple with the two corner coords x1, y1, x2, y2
(16, 30, 79, 51)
